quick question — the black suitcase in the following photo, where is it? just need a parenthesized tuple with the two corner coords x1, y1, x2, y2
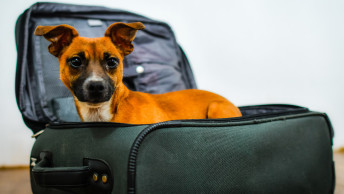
(15, 2, 335, 194)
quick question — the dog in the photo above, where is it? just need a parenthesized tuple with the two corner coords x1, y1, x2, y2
(34, 22, 241, 124)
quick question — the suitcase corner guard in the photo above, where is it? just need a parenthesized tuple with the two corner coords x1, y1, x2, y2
(32, 151, 113, 194)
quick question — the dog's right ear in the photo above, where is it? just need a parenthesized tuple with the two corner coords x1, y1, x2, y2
(34, 25, 79, 57)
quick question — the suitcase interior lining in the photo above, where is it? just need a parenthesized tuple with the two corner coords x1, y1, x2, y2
(21, 16, 194, 126)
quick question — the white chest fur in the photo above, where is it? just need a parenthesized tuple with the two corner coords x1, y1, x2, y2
(77, 101, 113, 122)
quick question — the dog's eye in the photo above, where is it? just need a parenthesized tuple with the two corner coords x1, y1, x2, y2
(69, 57, 82, 68)
(106, 58, 119, 69)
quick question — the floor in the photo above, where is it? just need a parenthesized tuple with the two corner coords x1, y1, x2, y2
(336, 151, 344, 193)
(0, 152, 343, 194)
(0, 167, 31, 194)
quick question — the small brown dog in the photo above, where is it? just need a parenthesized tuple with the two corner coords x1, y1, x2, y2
(34, 22, 241, 124)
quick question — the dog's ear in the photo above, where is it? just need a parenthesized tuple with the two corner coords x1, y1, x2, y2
(105, 22, 145, 56)
(34, 25, 79, 57)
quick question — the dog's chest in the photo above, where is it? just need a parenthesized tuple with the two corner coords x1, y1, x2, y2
(78, 104, 112, 122)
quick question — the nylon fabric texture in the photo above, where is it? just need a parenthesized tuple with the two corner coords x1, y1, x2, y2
(134, 115, 333, 194)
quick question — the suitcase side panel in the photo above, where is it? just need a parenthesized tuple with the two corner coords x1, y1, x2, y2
(134, 114, 333, 194)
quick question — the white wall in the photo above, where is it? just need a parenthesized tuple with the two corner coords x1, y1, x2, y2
(0, 0, 343, 166)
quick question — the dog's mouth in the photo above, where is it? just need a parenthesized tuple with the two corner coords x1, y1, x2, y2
(75, 99, 112, 110)
(84, 102, 106, 108)
(75, 90, 114, 104)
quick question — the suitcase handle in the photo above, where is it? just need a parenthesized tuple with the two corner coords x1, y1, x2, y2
(32, 151, 113, 194)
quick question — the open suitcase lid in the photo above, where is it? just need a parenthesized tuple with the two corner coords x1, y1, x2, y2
(15, 2, 197, 133)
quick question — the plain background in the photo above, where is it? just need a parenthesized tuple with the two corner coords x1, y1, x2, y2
(0, 0, 343, 166)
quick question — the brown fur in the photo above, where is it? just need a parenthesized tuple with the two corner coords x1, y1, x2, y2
(34, 22, 241, 124)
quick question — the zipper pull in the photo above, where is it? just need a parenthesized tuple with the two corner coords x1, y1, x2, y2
(30, 157, 37, 167)
(31, 130, 45, 138)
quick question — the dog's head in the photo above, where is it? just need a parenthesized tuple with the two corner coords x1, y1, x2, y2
(34, 22, 145, 104)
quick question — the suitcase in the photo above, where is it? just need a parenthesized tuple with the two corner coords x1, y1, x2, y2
(15, 2, 335, 194)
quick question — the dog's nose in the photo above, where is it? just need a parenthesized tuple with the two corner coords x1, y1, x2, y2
(87, 81, 105, 93)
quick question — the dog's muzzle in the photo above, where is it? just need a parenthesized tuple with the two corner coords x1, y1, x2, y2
(73, 77, 114, 103)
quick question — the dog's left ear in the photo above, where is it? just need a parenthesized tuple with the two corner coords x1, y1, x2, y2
(105, 22, 145, 56)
